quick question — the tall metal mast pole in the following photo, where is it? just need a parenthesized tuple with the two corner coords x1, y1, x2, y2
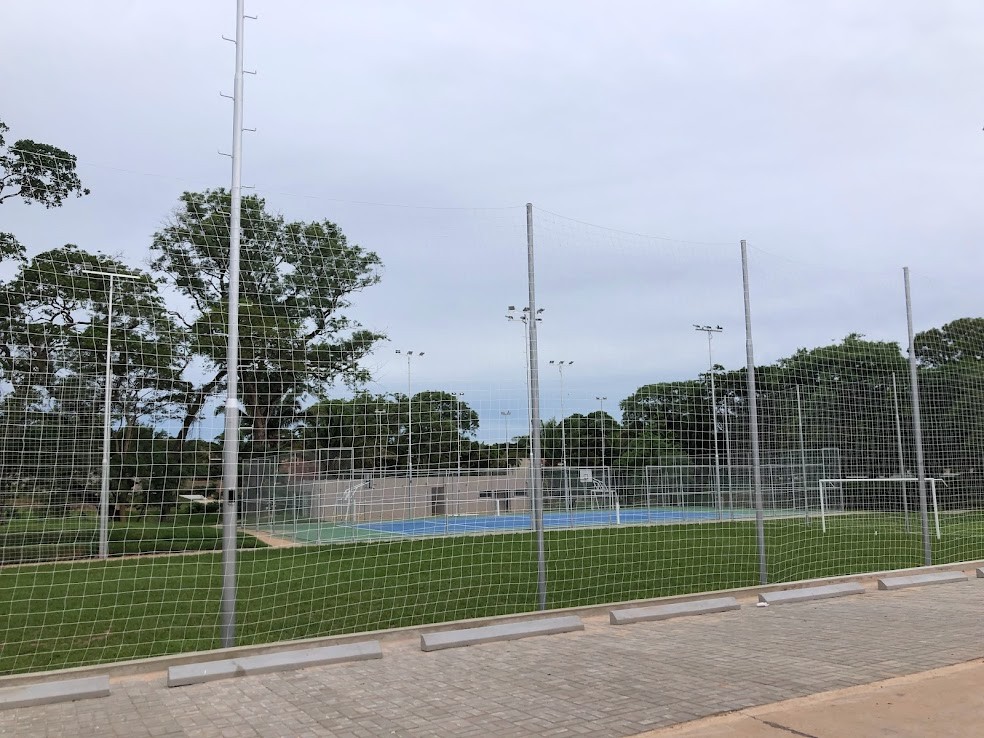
(741, 241, 767, 584)
(526, 204, 547, 610)
(904, 268, 931, 565)
(220, 0, 246, 648)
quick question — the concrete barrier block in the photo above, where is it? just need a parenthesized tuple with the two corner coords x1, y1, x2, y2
(167, 659, 241, 687)
(610, 597, 740, 625)
(0, 676, 110, 711)
(877, 571, 967, 591)
(976, 568, 984, 578)
(236, 641, 382, 676)
(420, 615, 584, 652)
(168, 640, 383, 687)
(758, 583, 865, 605)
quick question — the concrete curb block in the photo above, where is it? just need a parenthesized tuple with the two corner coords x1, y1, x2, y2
(0, 676, 109, 711)
(758, 583, 865, 605)
(420, 616, 583, 652)
(610, 597, 740, 625)
(976, 568, 984, 578)
(167, 641, 382, 687)
(877, 572, 968, 591)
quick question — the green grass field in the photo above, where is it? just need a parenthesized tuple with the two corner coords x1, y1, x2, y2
(1, 512, 982, 675)
(0, 517, 266, 564)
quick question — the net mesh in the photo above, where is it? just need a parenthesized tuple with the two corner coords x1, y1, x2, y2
(1, 141, 983, 676)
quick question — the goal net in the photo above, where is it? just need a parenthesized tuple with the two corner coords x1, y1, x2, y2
(818, 478, 941, 536)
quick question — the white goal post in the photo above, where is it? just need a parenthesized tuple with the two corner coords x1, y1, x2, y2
(818, 478, 941, 538)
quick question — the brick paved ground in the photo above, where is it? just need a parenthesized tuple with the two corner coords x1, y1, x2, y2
(2, 578, 982, 737)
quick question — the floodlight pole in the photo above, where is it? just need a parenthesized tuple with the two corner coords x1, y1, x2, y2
(741, 240, 768, 585)
(550, 360, 574, 525)
(501, 410, 511, 461)
(396, 350, 424, 519)
(525, 203, 547, 611)
(596, 396, 607, 485)
(694, 325, 724, 519)
(451, 391, 464, 520)
(83, 269, 139, 560)
(903, 267, 932, 566)
(220, 0, 247, 648)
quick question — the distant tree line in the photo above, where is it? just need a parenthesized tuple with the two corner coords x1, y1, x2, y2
(2, 118, 982, 515)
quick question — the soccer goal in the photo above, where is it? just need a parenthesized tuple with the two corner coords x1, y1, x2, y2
(818, 478, 941, 537)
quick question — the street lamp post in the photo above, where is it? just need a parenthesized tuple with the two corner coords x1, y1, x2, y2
(694, 325, 724, 518)
(83, 269, 140, 560)
(396, 350, 424, 519)
(549, 360, 574, 524)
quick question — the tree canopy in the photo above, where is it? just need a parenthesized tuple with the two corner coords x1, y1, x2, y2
(150, 188, 385, 449)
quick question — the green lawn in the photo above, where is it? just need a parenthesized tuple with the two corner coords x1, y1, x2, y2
(1, 512, 981, 675)
(0, 517, 266, 564)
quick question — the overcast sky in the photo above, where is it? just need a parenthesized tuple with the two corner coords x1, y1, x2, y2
(3, 1, 983, 441)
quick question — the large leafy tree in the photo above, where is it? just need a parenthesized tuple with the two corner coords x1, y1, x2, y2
(300, 390, 481, 471)
(150, 189, 385, 449)
(540, 411, 624, 468)
(620, 379, 711, 459)
(0, 118, 90, 266)
(913, 318, 984, 486)
(300, 392, 399, 470)
(0, 246, 183, 498)
(915, 318, 984, 368)
(621, 335, 912, 479)
(406, 390, 480, 470)
(0, 119, 89, 208)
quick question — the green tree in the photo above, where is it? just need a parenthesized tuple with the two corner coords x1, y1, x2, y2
(150, 189, 385, 449)
(300, 393, 399, 470)
(913, 318, 984, 496)
(0, 246, 185, 501)
(620, 380, 712, 458)
(0, 118, 89, 267)
(915, 318, 984, 368)
(540, 411, 624, 469)
(407, 390, 480, 470)
(616, 432, 688, 467)
(113, 429, 219, 516)
(0, 119, 89, 208)
(300, 390, 481, 472)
